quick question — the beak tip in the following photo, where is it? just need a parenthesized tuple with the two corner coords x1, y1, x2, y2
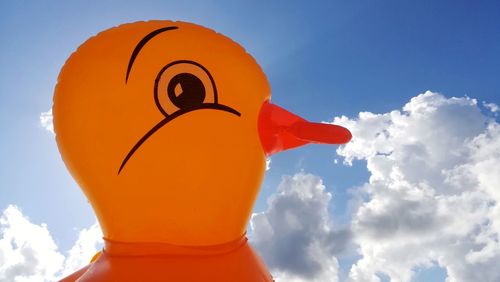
(343, 128, 353, 143)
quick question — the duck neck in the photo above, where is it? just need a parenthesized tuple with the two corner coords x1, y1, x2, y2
(102, 233, 248, 257)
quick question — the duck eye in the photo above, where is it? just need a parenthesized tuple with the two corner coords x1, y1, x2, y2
(155, 61, 217, 116)
(167, 73, 205, 109)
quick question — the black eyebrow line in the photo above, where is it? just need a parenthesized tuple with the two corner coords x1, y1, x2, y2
(125, 26, 179, 83)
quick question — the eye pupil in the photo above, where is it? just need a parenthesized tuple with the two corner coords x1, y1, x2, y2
(167, 73, 205, 109)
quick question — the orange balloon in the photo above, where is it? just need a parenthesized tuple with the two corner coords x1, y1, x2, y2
(54, 20, 351, 281)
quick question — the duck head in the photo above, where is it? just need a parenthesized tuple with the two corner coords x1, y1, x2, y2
(53, 21, 351, 247)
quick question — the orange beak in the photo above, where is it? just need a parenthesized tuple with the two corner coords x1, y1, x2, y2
(258, 101, 352, 155)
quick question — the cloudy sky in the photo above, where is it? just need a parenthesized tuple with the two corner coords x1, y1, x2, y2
(1, 1, 499, 281)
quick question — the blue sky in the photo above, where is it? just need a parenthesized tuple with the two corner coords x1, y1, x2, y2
(1, 1, 500, 281)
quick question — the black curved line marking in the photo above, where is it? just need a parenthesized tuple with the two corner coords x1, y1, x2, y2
(117, 104, 241, 174)
(125, 26, 179, 83)
(154, 60, 219, 117)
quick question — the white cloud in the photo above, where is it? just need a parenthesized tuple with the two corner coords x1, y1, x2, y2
(0, 205, 64, 282)
(0, 205, 102, 281)
(483, 102, 499, 113)
(39, 108, 54, 134)
(266, 158, 272, 171)
(249, 173, 350, 282)
(333, 91, 500, 282)
(58, 223, 103, 278)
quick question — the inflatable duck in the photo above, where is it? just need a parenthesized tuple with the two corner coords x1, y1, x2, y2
(54, 21, 351, 281)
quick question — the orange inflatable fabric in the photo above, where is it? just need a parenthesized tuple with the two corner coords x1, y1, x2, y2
(54, 21, 351, 281)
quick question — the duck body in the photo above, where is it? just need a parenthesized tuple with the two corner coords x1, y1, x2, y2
(64, 240, 272, 281)
(55, 20, 273, 281)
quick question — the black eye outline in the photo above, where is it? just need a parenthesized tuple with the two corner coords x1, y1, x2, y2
(155, 60, 221, 116)
(118, 60, 241, 174)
